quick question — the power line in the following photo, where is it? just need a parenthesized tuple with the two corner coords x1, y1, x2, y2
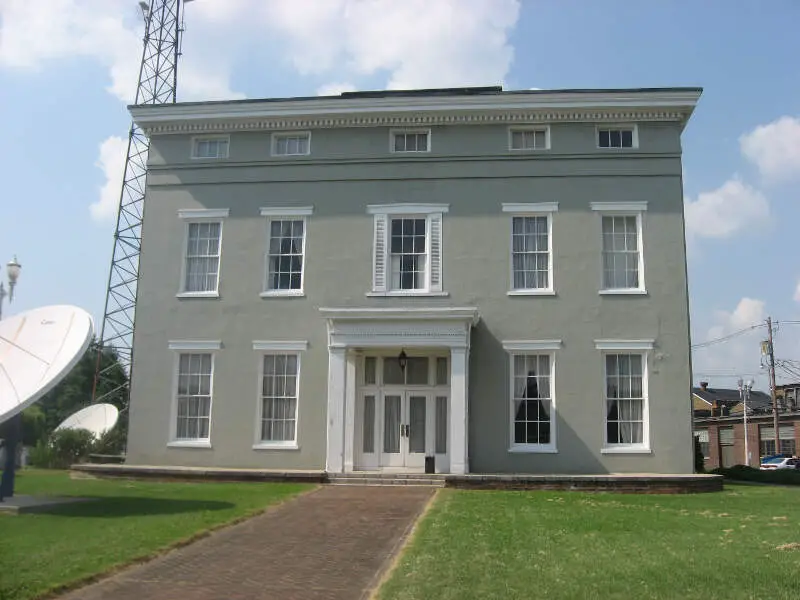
(691, 323, 766, 349)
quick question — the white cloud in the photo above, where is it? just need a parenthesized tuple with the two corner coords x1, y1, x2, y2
(693, 298, 768, 387)
(684, 177, 769, 239)
(0, 0, 241, 102)
(740, 116, 800, 181)
(317, 82, 357, 96)
(90, 136, 127, 223)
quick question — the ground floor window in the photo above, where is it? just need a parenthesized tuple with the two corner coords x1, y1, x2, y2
(175, 353, 213, 441)
(510, 353, 554, 448)
(694, 429, 709, 458)
(605, 353, 646, 445)
(259, 353, 299, 444)
(759, 425, 795, 457)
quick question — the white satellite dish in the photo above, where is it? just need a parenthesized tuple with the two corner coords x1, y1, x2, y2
(55, 403, 119, 438)
(0, 305, 94, 425)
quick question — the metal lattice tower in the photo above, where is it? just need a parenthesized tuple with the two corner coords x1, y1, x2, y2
(93, 0, 189, 403)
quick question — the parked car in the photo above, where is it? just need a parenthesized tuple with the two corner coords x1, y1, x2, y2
(759, 456, 800, 470)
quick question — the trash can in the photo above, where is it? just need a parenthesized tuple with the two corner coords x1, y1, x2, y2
(425, 455, 435, 474)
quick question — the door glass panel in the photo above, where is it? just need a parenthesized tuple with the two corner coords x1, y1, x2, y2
(409, 395, 426, 453)
(364, 358, 377, 385)
(383, 358, 404, 385)
(435, 396, 447, 454)
(436, 357, 448, 385)
(363, 395, 375, 453)
(406, 357, 429, 384)
(383, 395, 401, 453)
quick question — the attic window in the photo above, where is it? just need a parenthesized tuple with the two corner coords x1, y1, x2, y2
(598, 126, 637, 149)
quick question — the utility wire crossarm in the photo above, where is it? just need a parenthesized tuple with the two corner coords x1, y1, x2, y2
(92, 0, 192, 405)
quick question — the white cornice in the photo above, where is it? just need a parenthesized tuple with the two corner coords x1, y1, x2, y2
(252, 340, 309, 351)
(366, 203, 449, 215)
(168, 340, 222, 351)
(130, 89, 701, 135)
(502, 340, 563, 351)
(594, 339, 655, 351)
(178, 208, 229, 220)
(502, 202, 558, 213)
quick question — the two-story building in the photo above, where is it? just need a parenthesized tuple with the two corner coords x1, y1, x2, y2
(125, 86, 702, 475)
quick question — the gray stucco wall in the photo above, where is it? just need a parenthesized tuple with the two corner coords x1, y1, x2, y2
(126, 121, 694, 473)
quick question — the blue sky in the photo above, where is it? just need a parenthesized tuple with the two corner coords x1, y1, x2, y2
(1, 0, 798, 390)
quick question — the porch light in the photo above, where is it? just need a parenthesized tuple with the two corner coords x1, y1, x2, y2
(398, 349, 408, 372)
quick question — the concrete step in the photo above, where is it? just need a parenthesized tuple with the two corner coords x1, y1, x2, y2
(327, 475, 445, 487)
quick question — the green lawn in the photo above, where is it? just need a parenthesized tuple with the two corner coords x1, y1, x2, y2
(379, 484, 800, 600)
(0, 469, 311, 600)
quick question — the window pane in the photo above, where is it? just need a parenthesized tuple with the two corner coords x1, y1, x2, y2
(364, 357, 377, 385)
(267, 219, 304, 291)
(436, 357, 448, 385)
(383, 357, 404, 385)
(260, 353, 299, 442)
(406, 357, 429, 385)
(435, 396, 448, 454)
(363, 395, 375, 453)
(599, 130, 610, 147)
(621, 130, 633, 147)
(511, 353, 553, 446)
(390, 218, 427, 291)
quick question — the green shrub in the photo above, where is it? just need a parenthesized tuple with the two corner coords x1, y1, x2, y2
(711, 465, 800, 486)
(92, 426, 127, 455)
(28, 429, 96, 469)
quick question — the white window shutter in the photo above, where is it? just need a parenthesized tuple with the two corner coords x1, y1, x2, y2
(372, 213, 388, 292)
(429, 213, 443, 292)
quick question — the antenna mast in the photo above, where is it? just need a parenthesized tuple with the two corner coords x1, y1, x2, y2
(92, 0, 189, 405)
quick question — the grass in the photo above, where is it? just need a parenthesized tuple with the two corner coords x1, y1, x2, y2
(0, 469, 312, 600)
(378, 484, 800, 600)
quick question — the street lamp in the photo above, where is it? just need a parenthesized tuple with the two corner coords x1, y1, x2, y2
(738, 378, 754, 466)
(0, 255, 21, 320)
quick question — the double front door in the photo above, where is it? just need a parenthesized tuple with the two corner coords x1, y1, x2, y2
(381, 391, 429, 469)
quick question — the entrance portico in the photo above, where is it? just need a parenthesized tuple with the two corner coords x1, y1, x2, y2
(320, 307, 479, 475)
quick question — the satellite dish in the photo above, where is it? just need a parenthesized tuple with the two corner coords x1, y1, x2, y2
(56, 403, 119, 438)
(0, 305, 94, 425)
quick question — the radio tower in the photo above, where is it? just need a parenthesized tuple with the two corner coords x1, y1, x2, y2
(93, 0, 192, 405)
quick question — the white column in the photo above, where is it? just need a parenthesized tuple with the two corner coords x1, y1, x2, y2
(326, 347, 347, 473)
(343, 351, 358, 472)
(450, 346, 468, 474)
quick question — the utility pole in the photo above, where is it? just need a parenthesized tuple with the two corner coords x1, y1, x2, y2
(767, 316, 780, 454)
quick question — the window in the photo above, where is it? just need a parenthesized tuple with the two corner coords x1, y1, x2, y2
(510, 353, 555, 451)
(259, 353, 299, 445)
(512, 216, 550, 290)
(604, 353, 647, 447)
(192, 136, 229, 159)
(694, 429, 709, 458)
(598, 126, 637, 149)
(509, 127, 549, 151)
(759, 425, 796, 457)
(174, 353, 213, 442)
(182, 221, 222, 294)
(592, 203, 647, 294)
(368, 204, 447, 295)
(272, 132, 311, 156)
(260, 207, 312, 297)
(391, 129, 430, 153)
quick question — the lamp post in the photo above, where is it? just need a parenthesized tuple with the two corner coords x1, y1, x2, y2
(0, 255, 21, 321)
(738, 378, 753, 466)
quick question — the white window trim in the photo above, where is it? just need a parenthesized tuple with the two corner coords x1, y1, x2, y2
(271, 131, 311, 156)
(508, 125, 551, 151)
(599, 349, 651, 454)
(261, 212, 309, 297)
(596, 124, 639, 149)
(253, 347, 304, 450)
(367, 204, 449, 215)
(505, 207, 556, 295)
(592, 206, 647, 295)
(389, 128, 431, 153)
(168, 348, 216, 448)
(507, 349, 558, 453)
(191, 135, 230, 160)
(503, 340, 562, 351)
(176, 214, 226, 299)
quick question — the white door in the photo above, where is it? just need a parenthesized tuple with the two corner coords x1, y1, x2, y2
(380, 391, 429, 470)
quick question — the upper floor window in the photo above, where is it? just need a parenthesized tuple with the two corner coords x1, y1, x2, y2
(391, 129, 430, 153)
(503, 203, 557, 295)
(367, 204, 447, 296)
(192, 136, 229, 159)
(591, 202, 647, 294)
(260, 207, 313, 297)
(509, 127, 550, 151)
(177, 209, 229, 298)
(597, 125, 637, 149)
(272, 131, 311, 156)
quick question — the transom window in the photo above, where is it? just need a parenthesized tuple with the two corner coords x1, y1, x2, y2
(260, 353, 299, 444)
(390, 218, 427, 290)
(266, 219, 305, 292)
(510, 127, 549, 150)
(362, 356, 449, 387)
(512, 216, 550, 290)
(183, 222, 222, 293)
(598, 127, 636, 149)
(602, 215, 641, 290)
(175, 353, 213, 441)
(511, 354, 553, 448)
(605, 354, 646, 446)
(391, 129, 430, 153)
(192, 136, 229, 159)
(272, 132, 310, 156)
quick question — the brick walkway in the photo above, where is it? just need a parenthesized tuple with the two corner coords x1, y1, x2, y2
(59, 486, 434, 600)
